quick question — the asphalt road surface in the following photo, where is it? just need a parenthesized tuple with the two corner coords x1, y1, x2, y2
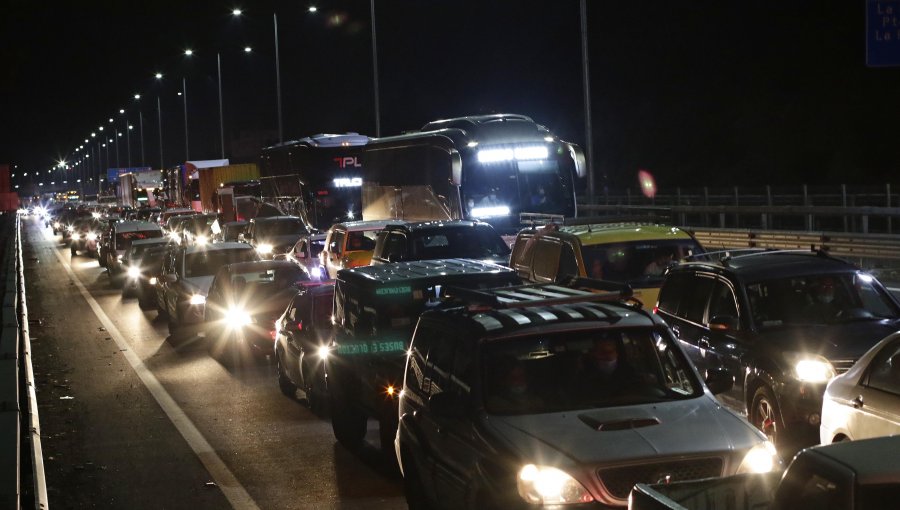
(21, 218, 406, 510)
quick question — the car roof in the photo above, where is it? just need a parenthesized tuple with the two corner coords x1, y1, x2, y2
(331, 219, 402, 231)
(673, 250, 859, 282)
(184, 242, 253, 254)
(384, 219, 488, 232)
(536, 223, 695, 246)
(223, 260, 304, 273)
(114, 221, 162, 233)
(251, 215, 302, 223)
(338, 258, 516, 285)
(801, 435, 900, 485)
(425, 281, 653, 336)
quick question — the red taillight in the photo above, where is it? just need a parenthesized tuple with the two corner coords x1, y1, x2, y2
(652, 306, 659, 314)
(269, 330, 277, 340)
(297, 321, 303, 331)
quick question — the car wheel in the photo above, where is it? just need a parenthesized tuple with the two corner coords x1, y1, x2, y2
(330, 378, 367, 451)
(401, 449, 431, 510)
(138, 294, 154, 310)
(751, 386, 784, 447)
(276, 351, 298, 398)
(305, 363, 328, 415)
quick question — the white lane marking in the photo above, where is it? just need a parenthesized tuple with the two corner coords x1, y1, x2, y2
(44, 231, 260, 510)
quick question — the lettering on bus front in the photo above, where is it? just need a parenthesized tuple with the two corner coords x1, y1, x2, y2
(335, 341, 406, 355)
(333, 157, 362, 169)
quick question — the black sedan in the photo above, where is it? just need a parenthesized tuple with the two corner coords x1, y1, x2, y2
(204, 260, 312, 366)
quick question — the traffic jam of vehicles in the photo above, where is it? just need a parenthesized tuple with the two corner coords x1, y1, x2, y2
(31, 114, 900, 510)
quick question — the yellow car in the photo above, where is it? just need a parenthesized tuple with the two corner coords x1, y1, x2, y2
(319, 220, 398, 279)
(509, 222, 704, 307)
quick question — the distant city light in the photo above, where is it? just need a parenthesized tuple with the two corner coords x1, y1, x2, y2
(91, 132, 96, 137)
(119, 109, 125, 114)
(232, 8, 242, 15)
(155, 73, 163, 79)
(98, 126, 103, 131)
(184, 49, 193, 56)
(109, 118, 114, 123)
(134, 94, 141, 99)
(309, 6, 318, 13)
(128, 125, 133, 130)
(244, 46, 252, 53)
(177, 92, 183, 96)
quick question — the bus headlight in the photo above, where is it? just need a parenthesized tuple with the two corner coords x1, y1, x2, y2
(737, 441, 779, 474)
(70, 232, 81, 240)
(517, 464, 593, 505)
(127, 266, 141, 279)
(317, 345, 331, 359)
(149, 277, 158, 285)
(195, 235, 208, 246)
(310, 266, 323, 279)
(189, 294, 206, 305)
(471, 205, 510, 218)
(256, 243, 273, 255)
(86, 232, 98, 241)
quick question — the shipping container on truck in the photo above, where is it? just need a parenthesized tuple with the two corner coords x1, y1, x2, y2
(163, 159, 229, 209)
(198, 163, 260, 213)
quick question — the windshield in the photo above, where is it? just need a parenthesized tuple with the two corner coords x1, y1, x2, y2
(184, 249, 258, 278)
(186, 216, 217, 234)
(310, 239, 326, 258)
(482, 327, 702, 415)
(747, 272, 899, 328)
(256, 219, 308, 238)
(230, 266, 310, 292)
(580, 239, 703, 285)
(116, 230, 162, 252)
(410, 226, 510, 260)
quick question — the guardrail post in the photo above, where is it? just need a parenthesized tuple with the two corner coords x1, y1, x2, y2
(733, 186, 740, 228)
(842, 184, 848, 232)
(887, 183, 892, 235)
(862, 215, 869, 234)
(703, 187, 709, 227)
(803, 184, 813, 231)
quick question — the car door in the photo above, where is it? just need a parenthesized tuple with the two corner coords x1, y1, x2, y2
(702, 277, 751, 412)
(849, 340, 900, 440)
(157, 249, 176, 312)
(280, 294, 306, 383)
(657, 271, 717, 375)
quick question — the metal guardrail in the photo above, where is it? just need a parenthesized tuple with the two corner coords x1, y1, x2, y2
(687, 228, 900, 263)
(0, 214, 48, 510)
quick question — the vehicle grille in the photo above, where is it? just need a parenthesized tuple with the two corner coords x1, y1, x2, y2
(597, 458, 724, 500)
(831, 359, 856, 374)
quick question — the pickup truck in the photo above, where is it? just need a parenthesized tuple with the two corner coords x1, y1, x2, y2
(628, 435, 900, 510)
(326, 258, 521, 458)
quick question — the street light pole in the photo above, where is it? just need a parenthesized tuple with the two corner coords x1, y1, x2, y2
(370, 0, 381, 137)
(182, 77, 190, 160)
(217, 52, 225, 158)
(139, 110, 146, 167)
(274, 13, 283, 144)
(157, 96, 164, 169)
(579, 0, 595, 202)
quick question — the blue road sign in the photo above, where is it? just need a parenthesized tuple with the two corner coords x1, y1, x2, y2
(867, 0, 900, 66)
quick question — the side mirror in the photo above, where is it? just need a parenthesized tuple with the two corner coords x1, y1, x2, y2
(429, 392, 466, 418)
(709, 315, 739, 332)
(705, 367, 734, 395)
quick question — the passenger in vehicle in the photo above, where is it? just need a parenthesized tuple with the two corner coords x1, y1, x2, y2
(802, 277, 840, 322)
(486, 357, 543, 413)
(644, 250, 673, 276)
(572, 336, 636, 398)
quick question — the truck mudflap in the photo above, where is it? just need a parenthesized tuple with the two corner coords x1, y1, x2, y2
(629, 472, 781, 510)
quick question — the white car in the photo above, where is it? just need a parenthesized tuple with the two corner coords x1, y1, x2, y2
(821, 331, 900, 444)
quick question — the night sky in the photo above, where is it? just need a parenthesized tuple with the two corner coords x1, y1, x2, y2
(2, 0, 899, 193)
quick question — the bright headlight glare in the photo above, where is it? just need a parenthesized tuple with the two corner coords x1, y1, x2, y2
(66, 225, 74, 232)
(224, 307, 252, 328)
(195, 235, 208, 246)
(86, 232, 98, 241)
(70, 232, 81, 240)
(149, 277, 158, 285)
(514, 145, 549, 160)
(54, 222, 61, 228)
(126, 266, 141, 278)
(189, 294, 206, 305)
(310, 266, 323, 279)
(517, 464, 593, 505)
(317, 345, 331, 359)
(788, 353, 835, 382)
(471, 205, 510, 218)
(737, 441, 779, 474)
(256, 243, 273, 254)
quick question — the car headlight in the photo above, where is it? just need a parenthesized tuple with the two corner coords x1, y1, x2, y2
(189, 294, 206, 305)
(310, 266, 323, 279)
(54, 222, 61, 228)
(86, 232, 98, 241)
(149, 277, 158, 285)
(71, 232, 81, 240)
(225, 307, 252, 328)
(517, 464, 593, 505)
(787, 352, 835, 383)
(195, 235, 208, 246)
(127, 266, 141, 279)
(317, 345, 331, 359)
(256, 243, 273, 255)
(66, 225, 75, 232)
(737, 441, 779, 474)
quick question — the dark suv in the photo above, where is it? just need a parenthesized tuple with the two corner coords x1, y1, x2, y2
(654, 250, 900, 450)
(396, 281, 776, 509)
(371, 220, 511, 266)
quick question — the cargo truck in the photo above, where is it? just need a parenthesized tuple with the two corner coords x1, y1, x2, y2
(197, 163, 260, 214)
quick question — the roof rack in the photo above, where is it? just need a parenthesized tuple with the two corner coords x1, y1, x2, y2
(518, 213, 663, 229)
(684, 247, 834, 267)
(443, 277, 634, 311)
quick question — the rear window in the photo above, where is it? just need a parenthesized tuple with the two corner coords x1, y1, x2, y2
(581, 239, 703, 285)
(184, 249, 258, 277)
(116, 230, 163, 252)
(409, 226, 510, 261)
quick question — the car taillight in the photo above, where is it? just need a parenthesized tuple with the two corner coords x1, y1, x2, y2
(652, 306, 659, 314)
